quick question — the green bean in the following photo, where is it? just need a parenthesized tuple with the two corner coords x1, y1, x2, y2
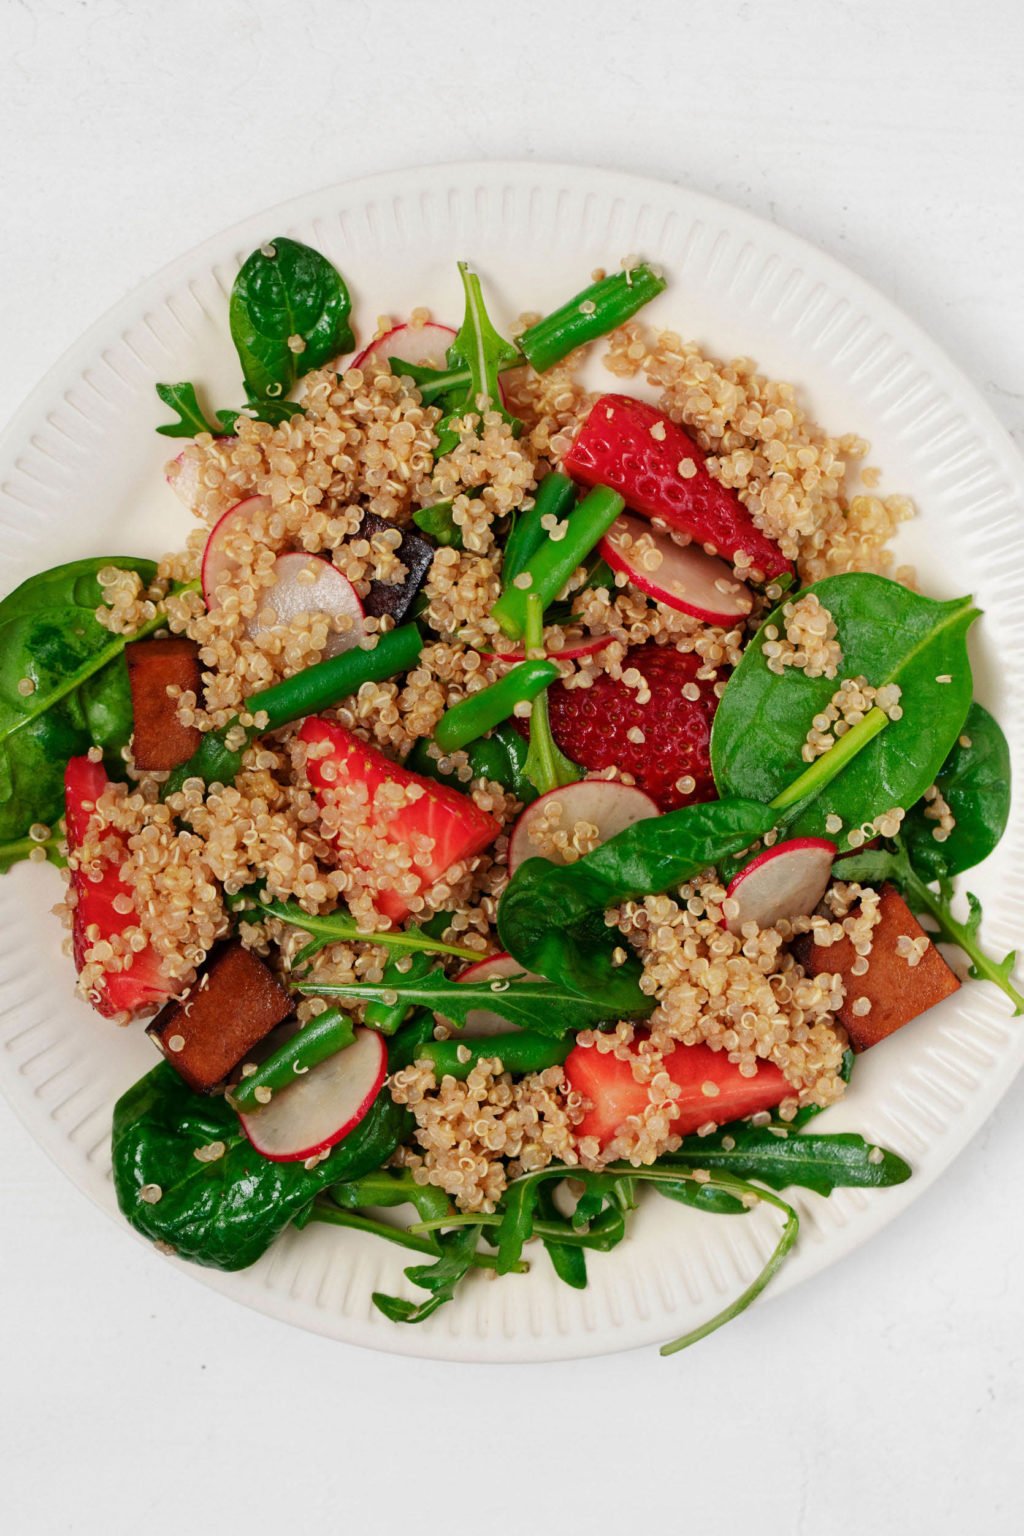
(517, 264, 667, 374)
(491, 485, 625, 640)
(163, 623, 422, 796)
(501, 472, 577, 588)
(229, 1007, 356, 1111)
(432, 659, 560, 752)
(417, 1031, 572, 1081)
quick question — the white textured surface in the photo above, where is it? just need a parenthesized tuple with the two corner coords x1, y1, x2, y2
(1, 1, 1022, 1531)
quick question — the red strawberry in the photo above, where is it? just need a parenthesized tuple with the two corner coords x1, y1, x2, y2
(565, 1035, 790, 1148)
(299, 718, 500, 923)
(65, 756, 176, 1018)
(564, 393, 792, 581)
(521, 643, 719, 811)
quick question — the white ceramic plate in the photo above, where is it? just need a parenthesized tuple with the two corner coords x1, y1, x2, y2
(1, 162, 1022, 1363)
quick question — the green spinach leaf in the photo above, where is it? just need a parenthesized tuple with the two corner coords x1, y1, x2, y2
(903, 701, 1010, 878)
(111, 1061, 409, 1271)
(711, 574, 978, 847)
(496, 797, 776, 1011)
(0, 556, 158, 840)
(229, 237, 354, 405)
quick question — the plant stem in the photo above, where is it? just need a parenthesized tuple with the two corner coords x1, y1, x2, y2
(769, 706, 889, 815)
(307, 1203, 527, 1273)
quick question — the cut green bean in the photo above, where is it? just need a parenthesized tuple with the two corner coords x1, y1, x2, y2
(163, 623, 422, 796)
(501, 472, 577, 588)
(417, 1031, 572, 1081)
(491, 484, 625, 640)
(433, 659, 560, 753)
(228, 1007, 356, 1111)
(518, 264, 667, 374)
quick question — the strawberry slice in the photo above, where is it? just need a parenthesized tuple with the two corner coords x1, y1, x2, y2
(564, 393, 792, 581)
(565, 1035, 790, 1148)
(65, 756, 176, 1018)
(299, 719, 500, 923)
(518, 642, 719, 811)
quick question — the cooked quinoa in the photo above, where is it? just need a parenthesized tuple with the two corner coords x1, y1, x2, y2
(64, 319, 917, 1211)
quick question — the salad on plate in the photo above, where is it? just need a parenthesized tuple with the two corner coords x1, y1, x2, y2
(0, 236, 1015, 1352)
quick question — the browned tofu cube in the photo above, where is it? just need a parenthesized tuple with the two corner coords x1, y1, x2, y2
(125, 637, 203, 771)
(147, 942, 292, 1092)
(795, 883, 960, 1051)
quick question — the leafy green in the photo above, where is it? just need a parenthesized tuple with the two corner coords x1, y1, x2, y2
(0, 556, 158, 841)
(840, 838, 1024, 1014)
(711, 574, 979, 847)
(229, 236, 354, 405)
(665, 1123, 911, 1195)
(412, 500, 463, 548)
(111, 1062, 410, 1271)
(903, 701, 1010, 879)
(497, 797, 776, 1012)
(297, 969, 619, 1036)
(155, 381, 234, 438)
(372, 1224, 485, 1324)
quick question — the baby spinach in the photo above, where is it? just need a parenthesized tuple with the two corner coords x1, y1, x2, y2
(840, 837, 1024, 1015)
(229, 236, 354, 406)
(0, 556, 159, 841)
(111, 1061, 410, 1271)
(497, 797, 776, 1012)
(903, 701, 1010, 879)
(297, 969, 618, 1036)
(711, 574, 979, 847)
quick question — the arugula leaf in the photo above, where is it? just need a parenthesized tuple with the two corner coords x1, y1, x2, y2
(372, 1223, 484, 1324)
(497, 797, 776, 1011)
(297, 969, 619, 1036)
(0, 556, 159, 841)
(229, 237, 354, 405)
(903, 701, 1010, 879)
(111, 1062, 409, 1271)
(711, 573, 979, 847)
(840, 837, 1024, 1014)
(155, 381, 226, 438)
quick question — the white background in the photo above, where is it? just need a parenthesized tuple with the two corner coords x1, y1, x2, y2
(1, 2, 1022, 1532)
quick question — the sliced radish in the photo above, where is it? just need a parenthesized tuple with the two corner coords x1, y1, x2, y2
(351, 321, 456, 377)
(201, 494, 272, 609)
(599, 513, 753, 625)
(435, 952, 543, 1037)
(238, 1026, 386, 1162)
(725, 837, 837, 934)
(481, 632, 612, 666)
(508, 780, 659, 876)
(248, 552, 365, 657)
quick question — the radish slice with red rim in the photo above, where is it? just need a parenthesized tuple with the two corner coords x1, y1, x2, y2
(599, 512, 753, 624)
(724, 837, 837, 934)
(238, 1026, 386, 1163)
(434, 951, 543, 1037)
(508, 779, 659, 876)
(351, 321, 456, 376)
(248, 552, 365, 657)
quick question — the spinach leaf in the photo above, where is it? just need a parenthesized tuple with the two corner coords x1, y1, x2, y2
(711, 574, 979, 847)
(229, 237, 354, 405)
(496, 797, 776, 1011)
(840, 837, 1024, 1014)
(297, 969, 618, 1036)
(0, 556, 158, 841)
(664, 1124, 911, 1195)
(372, 1223, 483, 1324)
(111, 1061, 409, 1271)
(903, 701, 1010, 879)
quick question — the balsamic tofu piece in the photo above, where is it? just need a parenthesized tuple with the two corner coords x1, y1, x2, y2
(795, 883, 960, 1051)
(147, 942, 293, 1092)
(125, 637, 203, 771)
(356, 512, 435, 622)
